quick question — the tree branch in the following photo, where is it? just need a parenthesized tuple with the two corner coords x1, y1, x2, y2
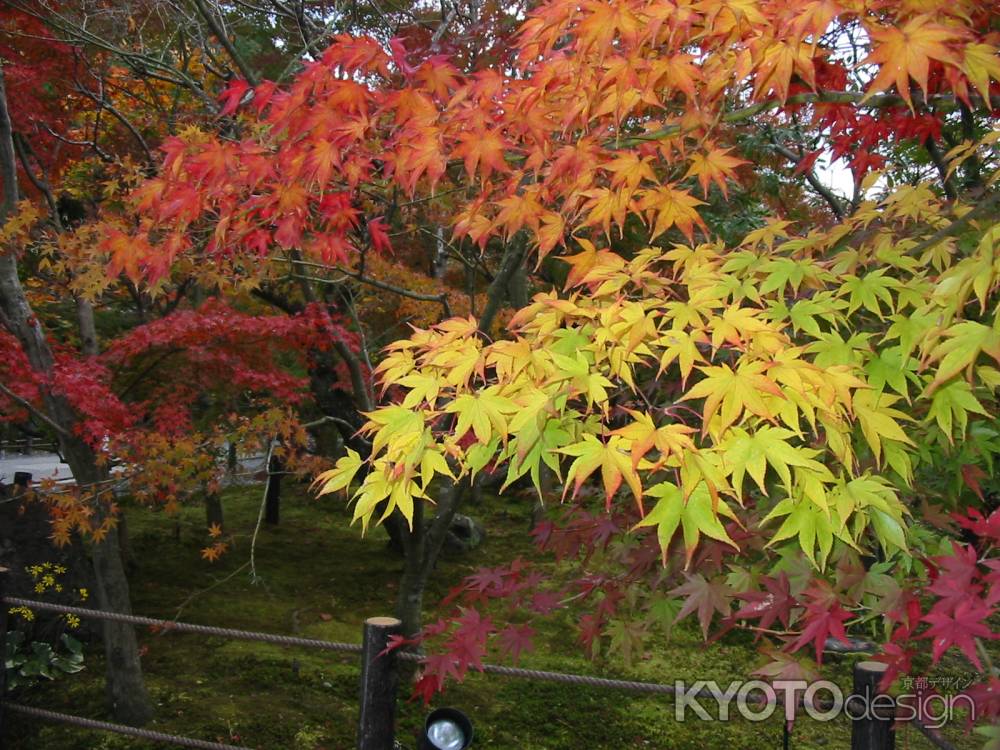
(0, 382, 72, 439)
(477, 235, 527, 335)
(275, 257, 453, 317)
(620, 90, 1000, 148)
(906, 191, 1000, 259)
(11, 133, 61, 226)
(75, 76, 155, 166)
(770, 140, 846, 220)
(924, 135, 959, 200)
(192, 0, 260, 86)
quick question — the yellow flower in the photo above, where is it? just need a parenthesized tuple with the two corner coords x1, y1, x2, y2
(78, 588, 89, 601)
(65, 614, 80, 629)
(34, 583, 45, 593)
(9, 606, 34, 622)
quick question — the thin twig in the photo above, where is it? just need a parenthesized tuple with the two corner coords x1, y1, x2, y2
(248, 438, 275, 583)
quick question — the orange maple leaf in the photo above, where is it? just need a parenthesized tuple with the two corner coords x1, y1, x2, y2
(862, 16, 963, 108)
(638, 185, 706, 241)
(454, 130, 509, 181)
(684, 147, 746, 198)
(201, 542, 228, 562)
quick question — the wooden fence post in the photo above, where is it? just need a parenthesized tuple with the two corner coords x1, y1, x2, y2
(12, 472, 30, 497)
(1, 565, 9, 742)
(850, 660, 895, 750)
(357, 616, 402, 750)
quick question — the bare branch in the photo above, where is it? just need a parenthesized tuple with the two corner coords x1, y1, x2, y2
(192, 0, 260, 86)
(770, 140, 846, 220)
(273, 257, 453, 317)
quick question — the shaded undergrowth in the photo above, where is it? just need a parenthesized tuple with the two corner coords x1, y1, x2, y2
(5, 483, 984, 749)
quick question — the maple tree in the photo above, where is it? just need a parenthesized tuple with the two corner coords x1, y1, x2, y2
(0, 0, 527, 725)
(284, 0, 1000, 741)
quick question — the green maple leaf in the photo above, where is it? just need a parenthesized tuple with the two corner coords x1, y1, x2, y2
(683, 362, 783, 434)
(884, 309, 935, 362)
(761, 496, 839, 568)
(830, 475, 909, 554)
(808, 330, 872, 368)
(758, 256, 825, 297)
(787, 292, 846, 337)
(365, 406, 426, 457)
(864, 346, 917, 398)
(926, 321, 1000, 393)
(852, 390, 915, 464)
(315, 449, 363, 496)
(606, 618, 648, 666)
(502, 410, 572, 494)
(926, 378, 988, 440)
(722, 426, 825, 496)
(634, 481, 738, 565)
(840, 269, 899, 318)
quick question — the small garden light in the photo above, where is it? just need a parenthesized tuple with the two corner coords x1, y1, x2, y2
(421, 707, 473, 750)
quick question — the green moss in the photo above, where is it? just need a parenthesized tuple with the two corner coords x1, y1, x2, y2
(5, 484, 986, 749)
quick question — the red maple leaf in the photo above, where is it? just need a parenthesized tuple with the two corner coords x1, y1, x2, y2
(871, 628, 915, 690)
(367, 217, 393, 254)
(734, 573, 795, 631)
(497, 624, 536, 664)
(955, 508, 1000, 546)
(578, 613, 605, 657)
(670, 573, 732, 638)
(922, 598, 993, 669)
(219, 78, 252, 116)
(529, 590, 563, 616)
(961, 677, 1000, 722)
(927, 543, 983, 611)
(787, 585, 851, 664)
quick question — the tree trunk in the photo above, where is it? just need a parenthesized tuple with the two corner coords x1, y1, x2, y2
(264, 453, 281, 525)
(91, 518, 153, 726)
(396, 501, 426, 639)
(76, 295, 99, 356)
(205, 491, 225, 532)
(0, 66, 152, 726)
(118, 513, 137, 575)
(394, 479, 470, 638)
(392, 240, 525, 638)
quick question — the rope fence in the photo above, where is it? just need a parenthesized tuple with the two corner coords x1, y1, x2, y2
(4, 704, 250, 750)
(0, 596, 959, 750)
(1, 597, 362, 654)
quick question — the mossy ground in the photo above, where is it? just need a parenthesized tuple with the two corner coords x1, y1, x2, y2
(5, 483, 986, 749)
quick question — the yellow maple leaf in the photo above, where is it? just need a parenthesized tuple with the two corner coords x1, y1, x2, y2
(682, 362, 784, 435)
(961, 43, 1000, 104)
(638, 185, 706, 241)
